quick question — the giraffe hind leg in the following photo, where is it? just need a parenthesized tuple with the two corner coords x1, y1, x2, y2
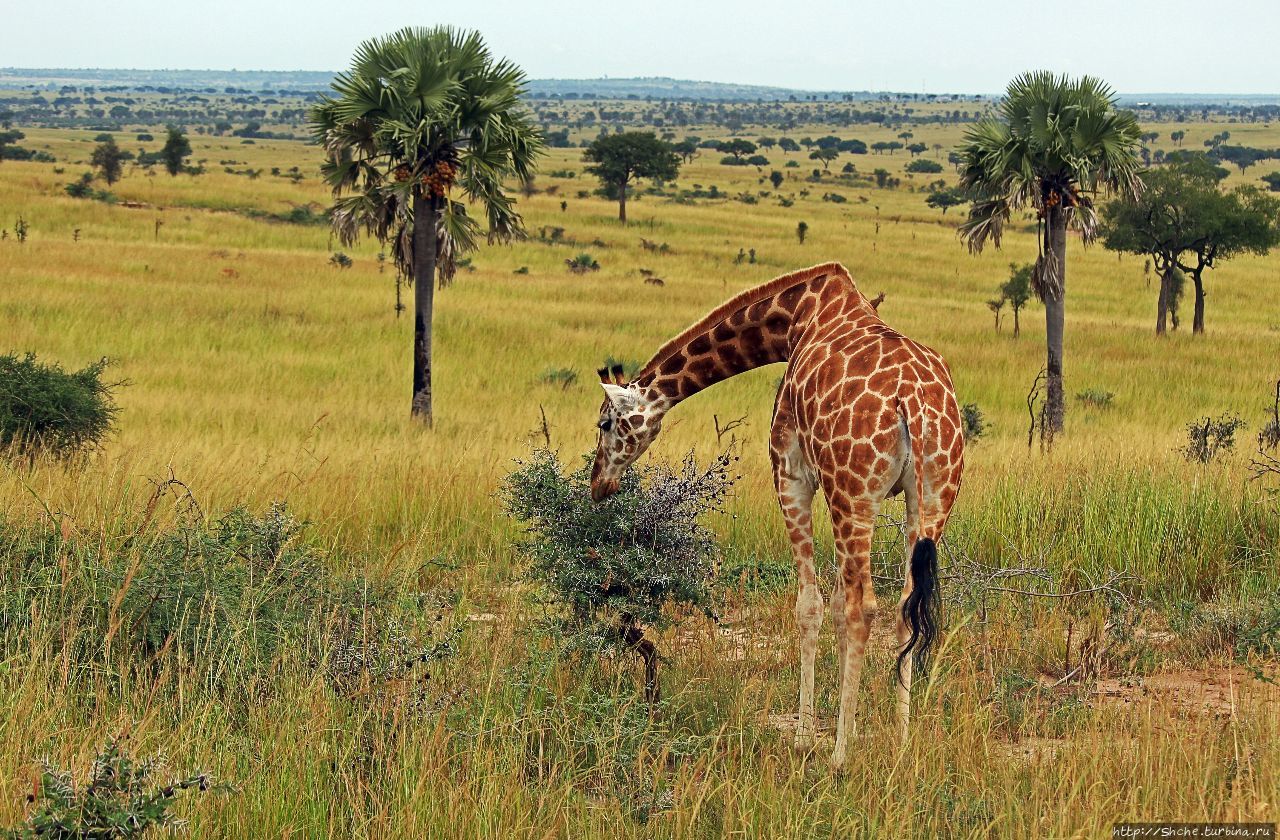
(771, 426, 820, 751)
(828, 498, 879, 772)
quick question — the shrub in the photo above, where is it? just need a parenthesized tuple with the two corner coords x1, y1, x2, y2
(1170, 592, 1280, 658)
(565, 253, 599, 274)
(961, 402, 987, 441)
(1075, 389, 1115, 409)
(540, 367, 578, 389)
(0, 500, 451, 696)
(329, 252, 353, 269)
(1182, 413, 1246, 463)
(905, 158, 944, 174)
(0, 353, 119, 462)
(6, 735, 228, 838)
(500, 448, 734, 701)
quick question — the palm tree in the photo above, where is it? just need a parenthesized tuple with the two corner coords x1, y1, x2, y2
(311, 27, 543, 426)
(957, 72, 1142, 440)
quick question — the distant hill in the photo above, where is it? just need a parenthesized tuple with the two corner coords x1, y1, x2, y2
(1, 68, 1275, 106)
(522, 76, 890, 101)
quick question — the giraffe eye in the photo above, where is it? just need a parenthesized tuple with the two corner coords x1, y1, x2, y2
(598, 418, 612, 433)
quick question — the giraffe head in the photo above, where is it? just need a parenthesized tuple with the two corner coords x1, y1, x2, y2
(590, 365, 663, 501)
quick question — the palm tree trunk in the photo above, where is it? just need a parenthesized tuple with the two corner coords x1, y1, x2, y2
(411, 191, 439, 425)
(617, 178, 627, 223)
(1191, 270, 1206, 334)
(1013, 306, 1020, 338)
(1043, 208, 1067, 439)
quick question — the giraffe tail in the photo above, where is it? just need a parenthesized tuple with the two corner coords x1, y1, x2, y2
(896, 536, 939, 681)
(896, 396, 940, 683)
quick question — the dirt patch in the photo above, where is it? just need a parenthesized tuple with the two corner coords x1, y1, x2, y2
(763, 712, 835, 741)
(1094, 666, 1277, 718)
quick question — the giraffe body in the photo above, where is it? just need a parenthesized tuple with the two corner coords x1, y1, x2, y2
(591, 262, 964, 769)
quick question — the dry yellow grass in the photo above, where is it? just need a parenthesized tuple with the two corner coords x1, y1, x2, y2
(0, 112, 1277, 836)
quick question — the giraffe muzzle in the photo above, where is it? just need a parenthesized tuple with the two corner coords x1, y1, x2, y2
(590, 478, 620, 502)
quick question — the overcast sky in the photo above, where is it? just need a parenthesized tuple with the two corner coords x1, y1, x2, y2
(4, 0, 1278, 94)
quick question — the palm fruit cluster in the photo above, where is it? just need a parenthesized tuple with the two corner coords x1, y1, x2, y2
(1038, 183, 1081, 217)
(420, 160, 457, 198)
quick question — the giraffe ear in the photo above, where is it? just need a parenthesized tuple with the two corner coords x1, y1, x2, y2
(600, 383, 637, 413)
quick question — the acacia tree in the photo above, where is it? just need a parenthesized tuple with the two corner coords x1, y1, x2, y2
(1176, 186, 1280, 333)
(809, 147, 838, 170)
(583, 132, 679, 223)
(1001, 262, 1034, 337)
(1102, 160, 1280, 334)
(957, 72, 1142, 439)
(160, 127, 191, 176)
(311, 26, 543, 425)
(90, 136, 129, 185)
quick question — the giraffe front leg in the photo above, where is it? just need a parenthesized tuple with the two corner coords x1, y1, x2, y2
(771, 421, 820, 752)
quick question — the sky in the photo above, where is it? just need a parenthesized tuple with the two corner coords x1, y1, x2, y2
(3, 0, 1279, 94)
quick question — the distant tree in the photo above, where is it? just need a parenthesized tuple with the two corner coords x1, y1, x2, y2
(925, 187, 967, 214)
(1001, 262, 1034, 337)
(673, 138, 699, 164)
(809, 147, 838, 170)
(958, 72, 1142, 438)
(800, 136, 814, 150)
(838, 138, 867, 154)
(907, 142, 928, 157)
(583, 132, 679, 222)
(160, 126, 191, 176)
(778, 137, 799, 154)
(1170, 130, 1185, 146)
(873, 168, 891, 188)
(311, 26, 543, 425)
(796, 220, 808, 244)
(0, 128, 28, 162)
(717, 138, 756, 160)
(757, 136, 777, 151)
(932, 142, 943, 158)
(1102, 159, 1280, 334)
(769, 170, 784, 189)
(905, 158, 943, 174)
(1164, 150, 1229, 180)
(814, 135, 842, 150)
(1262, 172, 1280, 192)
(1213, 145, 1266, 173)
(89, 136, 129, 185)
(746, 154, 769, 167)
(986, 296, 1005, 332)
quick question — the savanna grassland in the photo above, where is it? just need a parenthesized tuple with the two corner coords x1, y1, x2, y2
(0, 95, 1278, 837)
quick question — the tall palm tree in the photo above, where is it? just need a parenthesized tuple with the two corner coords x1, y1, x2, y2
(957, 72, 1142, 440)
(311, 27, 543, 426)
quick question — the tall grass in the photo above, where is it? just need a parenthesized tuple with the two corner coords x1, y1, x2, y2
(0, 115, 1277, 835)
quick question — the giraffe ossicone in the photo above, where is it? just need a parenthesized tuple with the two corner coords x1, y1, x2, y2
(589, 262, 964, 769)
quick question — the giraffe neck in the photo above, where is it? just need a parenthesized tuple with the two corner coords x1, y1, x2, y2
(632, 263, 869, 410)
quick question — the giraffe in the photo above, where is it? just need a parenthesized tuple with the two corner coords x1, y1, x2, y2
(589, 262, 964, 770)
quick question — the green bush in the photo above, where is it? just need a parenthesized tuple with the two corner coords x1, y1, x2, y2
(905, 158, 944, 174)
(0, 352, 119, 461)
(5, 735, 227, 839)
(1076, 388, 1115, 409)
(500, 448, 733, 697)
(0, 501, 452, 696)
(1182, 413, 1245, 463)
(961, 402, 987, 441)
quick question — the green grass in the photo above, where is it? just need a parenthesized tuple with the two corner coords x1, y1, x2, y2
(0, 114, 1277, 836)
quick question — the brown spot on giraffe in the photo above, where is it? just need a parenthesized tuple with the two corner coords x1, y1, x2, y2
(589, 263, 964, 768)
